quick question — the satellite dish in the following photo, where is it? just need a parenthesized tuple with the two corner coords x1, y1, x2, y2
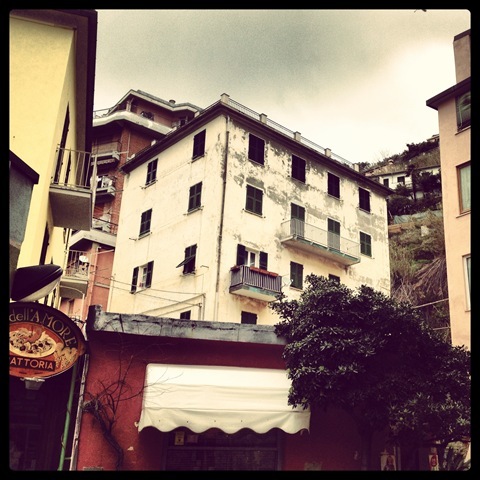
(79, 255, 89, 263)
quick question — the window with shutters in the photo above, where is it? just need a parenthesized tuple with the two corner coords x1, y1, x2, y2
(290, 262, 303, 289)
(188, 182, 202, 212)
(290, 203, 305, 237)
(360, 231, 372, 257)
(359, 187, 371, 212)
(328, 172, 340, 199)
(236, 244, 268, 270)
(146, 159, 158, 186)
(245, 185, 263, 215)
(291, 155, 306, 183)
(248, 134, 265, 165)
(139, 208, 152, 236)
(176, 245, 197, 274)
(130, 261, 154, 293)
(328, 218, 341, 251)
(192, 129, 206, 159)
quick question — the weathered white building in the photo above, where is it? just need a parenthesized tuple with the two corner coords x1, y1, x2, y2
(108, 94, 392, 325)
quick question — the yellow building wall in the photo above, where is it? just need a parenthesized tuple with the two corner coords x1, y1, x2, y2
(437, 97, 470, 348)
(10, 15, 79, 294)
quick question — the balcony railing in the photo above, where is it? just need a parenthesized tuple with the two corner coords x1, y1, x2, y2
(49, 147, 96, 231)
(59, 250, 90, 299)
(229, 265, 283, 301)
(280, 219, 360, 266)
(217, 94, 355, 169)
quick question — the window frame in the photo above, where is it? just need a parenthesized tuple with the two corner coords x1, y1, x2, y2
(360, 231, 372, 257)
(456, 90, 471, 130)
(327, 218, 341, 251)
(241, 311, 258, 325)
(290, 261, 303, 289)
(146, 159, 158, 186)
(248, 134, 265, 165)
(180, 311, 191, 320)
(188, 182, 202, 212)
(139, 208, 152, 236)
(457, 162, 471, 213)
(236, 244, 268, 270)
(329, 274, 340, 283)
(359, 187, 371, 212)
(464, 255, 471, 311)
(192, 129, 206, 160)
(245, 184, 263, 216)
(177, 244, 197, 274)
(130, 261, 154, 293)
(327, 172, 340, 199)
(291, 155, 306, 183)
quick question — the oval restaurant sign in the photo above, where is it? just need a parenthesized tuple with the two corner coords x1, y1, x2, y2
(9, 302, 86, 379)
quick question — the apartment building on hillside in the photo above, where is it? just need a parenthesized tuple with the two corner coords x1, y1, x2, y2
(427, 29, 471, 349)
(109, 93, 393, 325)
(59, 90, 201, 322)
(363, 135, 441, 200)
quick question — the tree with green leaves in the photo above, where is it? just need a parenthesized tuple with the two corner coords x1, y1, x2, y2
(270, 275, 470, 471)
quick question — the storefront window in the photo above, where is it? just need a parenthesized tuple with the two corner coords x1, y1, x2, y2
(164, 428, 280, 470)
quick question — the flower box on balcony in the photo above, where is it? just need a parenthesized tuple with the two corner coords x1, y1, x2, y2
(249, 266, 279, 278)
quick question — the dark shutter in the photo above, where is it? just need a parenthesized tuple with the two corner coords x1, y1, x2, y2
(236, 244, 246, 266)
(131, 267, 139, 293)
(145, 261, 154, 288)
(259, 251, 268, 270)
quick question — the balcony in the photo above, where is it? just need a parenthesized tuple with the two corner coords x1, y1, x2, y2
(95, 175, 116, 202)
(91, 141, 121, 167)
(229, 265, 283, 301)
(280, 220, 360, 266)
(49, 147, 96, 231)
(59, 250, 90, 299)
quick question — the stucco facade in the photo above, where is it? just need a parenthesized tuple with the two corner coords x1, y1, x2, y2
(109, 95, 392, 325)
(59, 91, 201, 322)
(10, 10, 96, 281)
(426, 29, 471, 349)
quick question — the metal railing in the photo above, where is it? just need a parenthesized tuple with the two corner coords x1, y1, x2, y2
(222, 96, 355, 169)
(230, 265, 283, 295)
(52, 147, 95, 191)
(64, 250, 90, 278)
(280, 219, 360, 258)
(94, 95, 355, 169)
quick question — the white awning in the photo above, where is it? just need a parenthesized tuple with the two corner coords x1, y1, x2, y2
(138, 364, 310, 434)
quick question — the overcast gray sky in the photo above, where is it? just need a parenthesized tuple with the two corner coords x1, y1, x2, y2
(94, 9, 470, 165)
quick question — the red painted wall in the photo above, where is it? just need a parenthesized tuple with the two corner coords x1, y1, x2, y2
(75, 331, 386, 471)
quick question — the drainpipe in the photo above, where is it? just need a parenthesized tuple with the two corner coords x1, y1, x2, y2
(68, 352, 90, 470)
(213, 115, 230, 322)
(57, 361, 78, 470)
